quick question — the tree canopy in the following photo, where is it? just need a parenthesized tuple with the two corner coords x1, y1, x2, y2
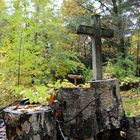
(0, 0, 85, 86)
(0, 0, 139, 88)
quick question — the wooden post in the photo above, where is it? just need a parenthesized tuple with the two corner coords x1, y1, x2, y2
(92, 15, 102, 80)
(91, 37, 97, 80)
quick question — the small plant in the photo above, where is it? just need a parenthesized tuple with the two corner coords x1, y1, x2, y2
(19, 85, 55, 105)
(82, 67, 93, 82)
(103, 55, 140, 85)
(0, 83, 21, 108)
(60, 79, 90, 88)
(0, 79, 91, 108)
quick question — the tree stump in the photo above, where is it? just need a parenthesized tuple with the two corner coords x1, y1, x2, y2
(56, 79, 126, 140)
(4, 105, 56, 140)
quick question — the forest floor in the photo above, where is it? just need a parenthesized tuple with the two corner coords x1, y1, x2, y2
(120, 88, 140, 117)
(0, 88, 139, 140)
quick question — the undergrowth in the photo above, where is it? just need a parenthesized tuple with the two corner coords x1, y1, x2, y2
(121, 88, 140, 117)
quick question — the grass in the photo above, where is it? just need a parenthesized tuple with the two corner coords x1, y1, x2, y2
(120, 88, 140, 117)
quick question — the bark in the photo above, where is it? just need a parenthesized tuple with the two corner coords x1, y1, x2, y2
(56, 79, 126, 140)
(112, 0, 126, 57)
(4, 106, 56, 140)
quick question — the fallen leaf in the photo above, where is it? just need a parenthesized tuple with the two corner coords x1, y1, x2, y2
(20, 109, 28, 113)
(48, 95, 55, 105)
(13, 104, 20, 110)
(26, 105, 37, 109)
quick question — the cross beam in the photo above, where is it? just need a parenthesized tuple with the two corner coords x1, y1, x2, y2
(77, 25, 114, 38)
(77, 15, 114, 80)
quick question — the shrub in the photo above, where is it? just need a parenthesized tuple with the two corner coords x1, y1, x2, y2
(104, 55, 140, 85)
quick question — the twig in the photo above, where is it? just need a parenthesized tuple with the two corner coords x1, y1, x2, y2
(57, 120, 67, 140)
(97, 0, 114, 15)
(64, 98, 96, 123)
(77, 2, 94, 13)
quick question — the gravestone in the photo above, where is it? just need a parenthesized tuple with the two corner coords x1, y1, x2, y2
(77, 15, 114, 80)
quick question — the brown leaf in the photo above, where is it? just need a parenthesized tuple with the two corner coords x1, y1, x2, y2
(26, 105, 37, 109)
(20, 109, 28, 113)
(13, 104, 20, 110)
(48, 95, 55, 105)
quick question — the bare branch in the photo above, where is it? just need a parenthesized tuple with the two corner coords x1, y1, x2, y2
(111, 0, 118, 16)
(77, 1, 94, 13)
(96, 0, 114, 15)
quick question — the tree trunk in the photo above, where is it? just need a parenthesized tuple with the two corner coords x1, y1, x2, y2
(112, 0, 126, 57)
(4, 105, 56, 140)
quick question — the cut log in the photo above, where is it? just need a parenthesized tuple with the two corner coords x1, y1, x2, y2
(4, 105, 56, 140)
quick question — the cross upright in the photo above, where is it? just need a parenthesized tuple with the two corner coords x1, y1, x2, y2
(77, 15, 114, 80)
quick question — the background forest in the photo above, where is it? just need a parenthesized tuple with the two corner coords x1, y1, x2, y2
(0, 0, 139, 113)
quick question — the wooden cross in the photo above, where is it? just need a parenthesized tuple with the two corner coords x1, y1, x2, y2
(77, 15, 114, 80)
